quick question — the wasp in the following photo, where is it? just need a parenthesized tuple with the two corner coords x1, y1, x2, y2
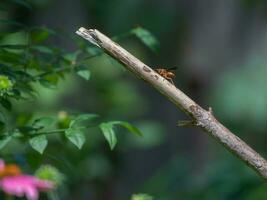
(155, 67, 177, 84)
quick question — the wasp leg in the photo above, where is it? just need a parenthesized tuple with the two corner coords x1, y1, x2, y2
(166, 77, 174, 85)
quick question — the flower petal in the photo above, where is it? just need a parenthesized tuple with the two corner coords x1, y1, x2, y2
(0, 175, 53, 200)
(25, 185, 39, 200)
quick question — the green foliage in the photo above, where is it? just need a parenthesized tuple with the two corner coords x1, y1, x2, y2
(69, 114, 98, 128)
(131, 27, 160, 52)
(0, 3, 149, 154)
(0, 98, 12, 111)
(0, 75, 13, 92)
(29, 135, 48, 154)
(0, 15, 152, 200)
(0, 2, 168, 199)
(35, 165, 65, 186)
(100, 121, 142, 150)
(64, 114, 97, 149)
(65, 127, 86, 149)
(131, 194, 153, 200)
(0, 135, 12, 150)
(32, 117, 55, 130)
(99, 122, 117, 150)
(76, 66, 91, 80)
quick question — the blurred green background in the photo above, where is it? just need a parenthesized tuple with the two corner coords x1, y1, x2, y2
(1, 0, 267, 199)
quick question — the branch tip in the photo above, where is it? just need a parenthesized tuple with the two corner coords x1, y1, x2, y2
(76, 27, 101, 48)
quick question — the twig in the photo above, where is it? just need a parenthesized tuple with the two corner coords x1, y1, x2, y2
(33, 129, 67, 137)
(76, 27, 267, 179)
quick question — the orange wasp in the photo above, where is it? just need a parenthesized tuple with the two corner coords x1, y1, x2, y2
(155, 67, 177, 85)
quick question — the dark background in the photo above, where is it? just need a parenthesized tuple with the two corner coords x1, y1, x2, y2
(3, 0, 267, 199)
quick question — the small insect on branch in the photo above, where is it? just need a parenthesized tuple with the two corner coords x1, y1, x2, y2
(155, 67, 177, 85)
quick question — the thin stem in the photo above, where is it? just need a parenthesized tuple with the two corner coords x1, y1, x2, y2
(78, 52, 103, 64)
(34, 66, 72, 80)
(33, 129, 67, 137)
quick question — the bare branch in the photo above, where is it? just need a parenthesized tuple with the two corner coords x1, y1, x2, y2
(76, 27, 267, 179)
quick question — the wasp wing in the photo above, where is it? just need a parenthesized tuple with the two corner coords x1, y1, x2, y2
(166, 67, 178, 71)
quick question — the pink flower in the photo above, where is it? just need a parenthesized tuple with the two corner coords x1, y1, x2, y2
(0, 175, 54, 200)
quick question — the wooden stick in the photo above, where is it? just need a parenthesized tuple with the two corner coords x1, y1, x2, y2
(76, 27, 267, 179)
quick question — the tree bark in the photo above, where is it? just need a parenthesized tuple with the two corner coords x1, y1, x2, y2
(76, 27, 267, 180)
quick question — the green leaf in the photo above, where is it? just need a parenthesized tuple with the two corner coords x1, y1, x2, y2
(39, 79, 56, 89)
(35, 165, 65, 186)
(30, 27, 56, 44)
(85, 46, 102, 56)
(64, 114, 96, 149)
(75, 114, 98, 121)
(131, 194, 153, 200)
(39, 74, 58, 89)
(65, 127, 86, 149)
(32, 117, 55, 129)
(69, 114, 98, 128)
(99, 121, 142, 150)
(0, 98, 12, 111)
(11, 129, 22, 138)
(99, 122, 117, 150)
(0, 49, 22, 64)
(0, 121, 5, 132)
(31, 45, 54, 54)
(29, 135, 48, 154)
(111, 121, 142, 136)
(0, 136, 11, 150)
(76, 68, 90, 81)
(63, 51, 80, 64)
(131, 27, 159, 52)
(0, 44, 28, 50)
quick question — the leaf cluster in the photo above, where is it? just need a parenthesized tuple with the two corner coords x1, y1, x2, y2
(0, 0, 160, 154)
